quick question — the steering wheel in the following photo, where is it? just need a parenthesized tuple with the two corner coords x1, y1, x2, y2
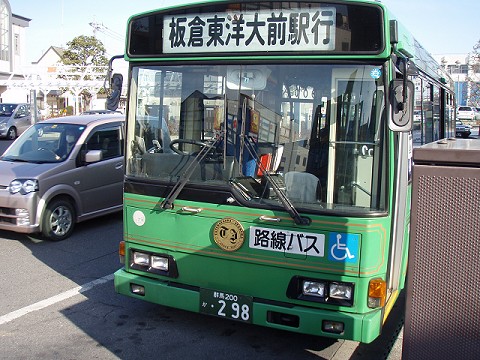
(169, 139, 208, 155)
(38, 147, 60, 159)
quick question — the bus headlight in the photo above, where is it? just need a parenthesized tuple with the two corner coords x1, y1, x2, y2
(133, 252, 150, 266)
(151, 255, 169, 271)
(287, 277, 354, 306)
(329, 283, 353, 301)
(129, 249, 178, 278)
(302, 280, 326, 298)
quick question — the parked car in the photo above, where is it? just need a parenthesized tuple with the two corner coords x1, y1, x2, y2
(0, 114, 125, 240)
(456, 106, 477, 121)
(0, 103, 33, 140)
(455, 120, 472, 138)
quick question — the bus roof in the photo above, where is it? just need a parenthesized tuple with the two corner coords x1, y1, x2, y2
(123, 0, 451, 85)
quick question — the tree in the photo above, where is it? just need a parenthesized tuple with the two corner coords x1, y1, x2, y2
(61, 35, 108, 67)
(60, 35, 109, 112)
(466, 39, 480, 107)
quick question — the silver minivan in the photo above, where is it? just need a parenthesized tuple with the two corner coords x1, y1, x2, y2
(0, 114, 125, 240)
(0, 103, 33, 139)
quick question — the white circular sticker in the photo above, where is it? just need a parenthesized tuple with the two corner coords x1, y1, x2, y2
(133, 210, 146, 226)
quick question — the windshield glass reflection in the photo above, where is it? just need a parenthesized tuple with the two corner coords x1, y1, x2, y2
(1, 124, 84, 163)
(126, 63, 387, 213)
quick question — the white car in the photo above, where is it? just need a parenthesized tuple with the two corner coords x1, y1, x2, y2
(456, 106, 477, 121)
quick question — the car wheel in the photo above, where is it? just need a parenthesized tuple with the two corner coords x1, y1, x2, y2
(6, 127, 17, 140)
(41, 198, 76, 241)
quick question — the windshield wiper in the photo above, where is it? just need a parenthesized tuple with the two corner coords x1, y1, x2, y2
(161, 137, 222, 210)
(241, 136, 311, 226)
(1, 157, 29, 162)
(1, 157, 52, 164)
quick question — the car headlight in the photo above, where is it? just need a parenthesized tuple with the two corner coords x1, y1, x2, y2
(0, 122, 6, 130)
(9, 179, 39, 195)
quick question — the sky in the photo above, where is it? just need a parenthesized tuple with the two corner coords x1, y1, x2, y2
(10, 0, 480, 63)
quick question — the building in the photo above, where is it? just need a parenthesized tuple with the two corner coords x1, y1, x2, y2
(31, 46, 64, 68)
(29, 46, 68, 117)
(0, 0, 31, 103)
(0, 0, 116, 116)
(434, 53, 480, 107)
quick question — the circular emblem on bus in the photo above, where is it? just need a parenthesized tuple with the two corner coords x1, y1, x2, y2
(213, 217, 245, 252)
(133, 210, 146, 226)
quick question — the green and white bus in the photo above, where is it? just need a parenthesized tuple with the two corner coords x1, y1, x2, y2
(113, 0, 455, 343)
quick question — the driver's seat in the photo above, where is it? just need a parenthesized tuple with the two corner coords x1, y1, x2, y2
(284, 171, 320, 203)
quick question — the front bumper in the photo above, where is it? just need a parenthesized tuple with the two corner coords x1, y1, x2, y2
(0, 189, 40, 233)
(114, 268, 383, 343)
(456, 130, 471, 137)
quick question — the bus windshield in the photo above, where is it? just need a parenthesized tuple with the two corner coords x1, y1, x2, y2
(126, 63, 387, 213)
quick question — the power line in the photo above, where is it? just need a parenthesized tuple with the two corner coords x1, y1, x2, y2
(89, 21, 123, 42)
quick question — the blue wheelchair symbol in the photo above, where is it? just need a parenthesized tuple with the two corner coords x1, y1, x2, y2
(328, 233, 359, 263)
(370, 68, 382, 79)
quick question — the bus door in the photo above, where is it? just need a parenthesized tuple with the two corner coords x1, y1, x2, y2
(328, 68, 384, 209)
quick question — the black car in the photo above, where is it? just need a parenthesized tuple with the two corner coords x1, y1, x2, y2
(456, 121, 472, 138)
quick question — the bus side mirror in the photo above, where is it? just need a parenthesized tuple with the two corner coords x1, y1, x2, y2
(389, 79, 414, 132)
(106, 73, 123, 111)
(105, 55, 125, 111)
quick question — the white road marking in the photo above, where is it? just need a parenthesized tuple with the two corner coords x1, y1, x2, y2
(0, 273, 114, 326)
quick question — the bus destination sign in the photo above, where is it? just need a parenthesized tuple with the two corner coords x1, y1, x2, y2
(164, 8, 336, 53)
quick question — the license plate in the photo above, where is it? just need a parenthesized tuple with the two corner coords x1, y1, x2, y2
(200, 289, 252, 323)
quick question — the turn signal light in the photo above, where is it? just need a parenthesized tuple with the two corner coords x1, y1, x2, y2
(368, 278, 386, 308)
(119, 241, 125, 264)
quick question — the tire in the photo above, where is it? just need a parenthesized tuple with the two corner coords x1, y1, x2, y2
(41, 198, 76, 241)
(6, 127, 17, 140)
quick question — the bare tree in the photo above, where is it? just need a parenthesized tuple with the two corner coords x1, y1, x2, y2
(466, 40, 480, 107)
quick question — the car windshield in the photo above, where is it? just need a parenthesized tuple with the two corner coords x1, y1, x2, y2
(1, 123, 85, 163)
(0, 104, 17, 116)
(126, 63, 388, 213)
